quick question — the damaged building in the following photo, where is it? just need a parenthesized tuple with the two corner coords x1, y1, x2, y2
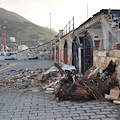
(52, 9, 120, 83)
(16, 9, 120, 83)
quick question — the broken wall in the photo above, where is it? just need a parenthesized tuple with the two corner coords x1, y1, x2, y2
(93, 50, 120, 82)
(16, 42, 51, 60)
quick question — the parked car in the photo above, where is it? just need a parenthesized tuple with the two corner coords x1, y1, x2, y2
(0, 52, 16, 60)
(5, 53, 16, 60)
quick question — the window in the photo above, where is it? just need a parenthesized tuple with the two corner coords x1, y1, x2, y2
(94, 40, 100, 47)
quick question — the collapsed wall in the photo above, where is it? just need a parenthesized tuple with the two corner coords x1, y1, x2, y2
(16, 42, 51, 60)
(93, 50, 120, 83)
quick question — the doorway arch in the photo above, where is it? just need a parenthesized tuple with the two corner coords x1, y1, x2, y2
(64, 40, 68, 64)
(82, 31, 93, 73)
(52, 47, 54, 60)
(56, 46, 59, 63)
(72, 36, 80, 73)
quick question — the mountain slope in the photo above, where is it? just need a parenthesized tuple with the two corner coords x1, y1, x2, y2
(0, 7, 57, 51)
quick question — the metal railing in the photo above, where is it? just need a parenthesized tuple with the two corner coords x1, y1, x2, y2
(63, 17, 74, 36)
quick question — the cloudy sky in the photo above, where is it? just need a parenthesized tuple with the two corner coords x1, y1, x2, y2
(0, 0, 119, 32)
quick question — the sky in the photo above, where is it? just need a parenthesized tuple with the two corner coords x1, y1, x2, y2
(0, 0, 119, 32)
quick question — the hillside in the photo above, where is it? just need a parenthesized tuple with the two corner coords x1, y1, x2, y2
(0, 7, 57, 51)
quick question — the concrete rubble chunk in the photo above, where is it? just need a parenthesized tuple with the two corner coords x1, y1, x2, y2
(113, 100, 120, 104)
(109, 86, 120, 100)
(0, 67, 43, 90)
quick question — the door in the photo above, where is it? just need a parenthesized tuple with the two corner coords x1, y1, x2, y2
(83, 31, 93, 73)
(52, 48, 54, 60)
(56, 46, 59, 63)
(64, 40, 68, 64)
(72, 37, 79, 73)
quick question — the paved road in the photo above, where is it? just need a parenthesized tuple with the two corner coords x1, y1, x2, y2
(0, 60, 120, 120)
(0, 60, 54, 73)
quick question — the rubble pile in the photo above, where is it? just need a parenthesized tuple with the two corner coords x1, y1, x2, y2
(0, 68, 43, 90)
(0, 59, 119, 103)
(40, 60, 120, 102)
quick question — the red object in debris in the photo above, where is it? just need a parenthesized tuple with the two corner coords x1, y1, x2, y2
(2, 27, 6, 52)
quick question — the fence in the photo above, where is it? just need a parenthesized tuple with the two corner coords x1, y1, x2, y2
(63, 17, 74, 36)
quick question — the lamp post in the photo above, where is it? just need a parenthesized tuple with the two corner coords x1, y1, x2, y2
(50, 13, 51, 42)
(49, 13, 52, 58)
(3, 27, 7, 56)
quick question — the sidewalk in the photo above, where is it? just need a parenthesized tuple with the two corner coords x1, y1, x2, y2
(0, 89, 119, 120)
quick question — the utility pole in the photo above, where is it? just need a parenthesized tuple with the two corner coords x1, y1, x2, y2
(49, 13, 52, 58)
(2, 27, 7, 56)
(87, 4, 88, 19)
(50, 13, 51, 42)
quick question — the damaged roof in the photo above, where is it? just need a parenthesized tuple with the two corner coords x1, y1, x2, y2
(75, 9, 120, 31)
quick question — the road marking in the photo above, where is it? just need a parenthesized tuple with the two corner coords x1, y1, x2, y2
(0, 63, 17, 71)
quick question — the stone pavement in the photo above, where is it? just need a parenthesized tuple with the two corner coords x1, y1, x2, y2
(0, 60, 120, 120)
(0, 89, 120, 120)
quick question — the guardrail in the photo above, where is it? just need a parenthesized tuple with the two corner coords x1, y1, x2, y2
(63, 17, 74, 36)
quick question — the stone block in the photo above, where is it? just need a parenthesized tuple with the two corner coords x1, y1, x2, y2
(107, 51, 113, 57)
(116, 65, 120, 73)
(115, 50, 120, 58)
(109, 86, 119, 100)
(112, 57, 118, 62)
(98, 51, 107, 57)
(101, 57, 107, 63)
(93, 56, 98, 62)
(107, 57, 111, 64)
(101, 63, 107, 70)
(93, 51, 96, 56)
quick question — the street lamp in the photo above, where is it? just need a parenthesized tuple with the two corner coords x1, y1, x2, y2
(49, 13, 52, 58)
(49, 13, 51, 42)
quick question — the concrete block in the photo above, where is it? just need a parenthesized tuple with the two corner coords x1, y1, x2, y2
(93, 51, 96, 56)
(101, 57, 107, 63)
(98, 51, 107, 57)
(116, 65, 120, 73)
(108, 51, 113, 57)
(93, 56, 98, 62)
(115, 50, 120, 58)
(107, 57, 111, 64)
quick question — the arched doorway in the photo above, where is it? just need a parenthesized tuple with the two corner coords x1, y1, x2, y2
(64, 40, 68, 64)
(56, 46, 59, 63)
(52, 47, 54, 60)
(72, 37, 80, 73)
(82, 31, 93, 73)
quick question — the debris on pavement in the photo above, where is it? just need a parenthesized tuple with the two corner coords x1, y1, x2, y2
(113, 100, 120, 104)
(40, 60, 119, 102)
(109, 86, 120, 100)
(0, 60, 119, 103)
(0, 67, 43, 90)
(105, 86, 119, 100)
